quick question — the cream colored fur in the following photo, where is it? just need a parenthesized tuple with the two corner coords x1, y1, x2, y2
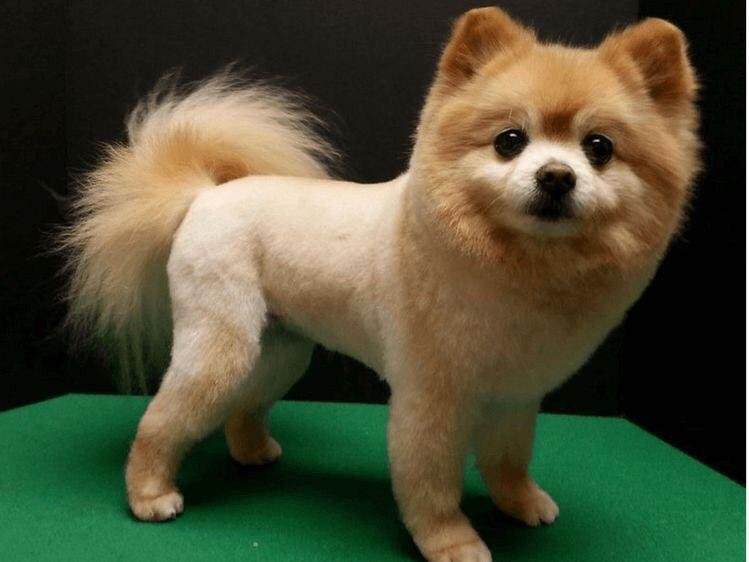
(59, 71, 335, 390)
(62, 9, 699, 562)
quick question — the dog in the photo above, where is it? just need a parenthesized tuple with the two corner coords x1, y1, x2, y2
(60, 7, 699, 561)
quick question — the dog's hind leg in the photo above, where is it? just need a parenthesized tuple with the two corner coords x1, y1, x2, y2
(125, 249, 269, 521)
(224, 326, 314, 466)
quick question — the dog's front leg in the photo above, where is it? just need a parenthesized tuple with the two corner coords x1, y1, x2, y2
(475, 401, 559, 527)
(388, 385, 491, 562)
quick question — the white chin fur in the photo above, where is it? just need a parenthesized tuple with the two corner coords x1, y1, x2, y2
(502, 212, 583, 238)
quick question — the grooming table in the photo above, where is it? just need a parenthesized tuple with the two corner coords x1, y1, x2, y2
(0, 395, 743, 561)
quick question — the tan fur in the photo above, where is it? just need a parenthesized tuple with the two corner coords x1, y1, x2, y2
(61, 8, 699, 562)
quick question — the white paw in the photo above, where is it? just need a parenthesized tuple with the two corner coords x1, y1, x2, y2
(230, 436, 283, 466)
(426, 539, 492, 562)
(498, 483, 559, 527)
(130, 490, 184, 522)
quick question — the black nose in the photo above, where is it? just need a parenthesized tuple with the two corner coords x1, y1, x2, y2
(535, 163, 576, 196)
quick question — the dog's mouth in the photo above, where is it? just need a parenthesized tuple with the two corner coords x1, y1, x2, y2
(526, 195, 575, 222)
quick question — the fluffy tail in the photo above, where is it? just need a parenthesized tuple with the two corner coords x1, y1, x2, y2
(59, 71, 336, 391)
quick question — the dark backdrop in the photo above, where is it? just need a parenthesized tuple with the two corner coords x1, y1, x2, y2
(623, 0, 746, 483)
(0, 1, 743, 482)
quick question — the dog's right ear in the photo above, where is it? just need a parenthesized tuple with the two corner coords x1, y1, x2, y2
(437, 7, 535, 88)
(599, 18, 696, 116)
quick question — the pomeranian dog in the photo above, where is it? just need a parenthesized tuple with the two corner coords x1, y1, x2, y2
(60, 7, 698, 562)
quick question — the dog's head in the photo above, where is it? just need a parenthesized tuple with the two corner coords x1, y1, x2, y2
(411, 8, 699, 273)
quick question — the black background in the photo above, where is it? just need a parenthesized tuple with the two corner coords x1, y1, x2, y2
(0, 1, 744, 482)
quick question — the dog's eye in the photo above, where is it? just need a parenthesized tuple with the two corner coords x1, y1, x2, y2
(494, 128, 528, 159)
(582, 134, 614, 166)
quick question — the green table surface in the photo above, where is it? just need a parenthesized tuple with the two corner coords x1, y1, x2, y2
(0, 394, 743, 561)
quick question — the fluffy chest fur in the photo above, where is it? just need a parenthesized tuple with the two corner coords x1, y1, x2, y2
(398, 263, 648, 399)
(392, 214, 655, 400)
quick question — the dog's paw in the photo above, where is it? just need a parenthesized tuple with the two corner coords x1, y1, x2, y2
(229, 436, 282, 466)
(129, 490, 184, 522)
(425, 539, 492, 562)
(497, 482, 558, 527)
(416, 516, 491, 562)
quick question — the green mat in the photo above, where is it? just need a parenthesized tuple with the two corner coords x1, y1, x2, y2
(0, 395, 743, 561)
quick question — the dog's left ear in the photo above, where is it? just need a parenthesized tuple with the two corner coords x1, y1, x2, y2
(600, 18, 697, 114)
(437, 7, 535, 88)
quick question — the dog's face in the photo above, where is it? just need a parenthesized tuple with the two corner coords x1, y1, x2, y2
(412, 8, 699, 271)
